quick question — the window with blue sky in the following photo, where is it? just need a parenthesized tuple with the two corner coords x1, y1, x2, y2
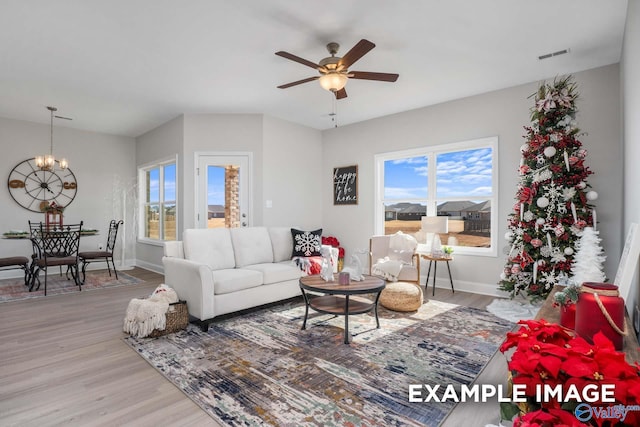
(376, 137, 498, 256)
(139, 158, 177, 241)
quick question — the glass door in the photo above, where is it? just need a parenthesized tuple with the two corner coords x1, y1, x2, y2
(197, 154, 250, 229)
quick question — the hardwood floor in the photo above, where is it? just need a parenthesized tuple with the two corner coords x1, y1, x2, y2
(0, 269, 503, 426)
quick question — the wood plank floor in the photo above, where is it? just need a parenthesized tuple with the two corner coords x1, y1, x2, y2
(0, 268, 504, 426)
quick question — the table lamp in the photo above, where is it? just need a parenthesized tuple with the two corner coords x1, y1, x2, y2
(421, 216, 449, 257)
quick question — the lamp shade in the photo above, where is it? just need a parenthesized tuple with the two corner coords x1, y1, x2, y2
(319, 72, 348, 92)
(421, 216, 449, 234)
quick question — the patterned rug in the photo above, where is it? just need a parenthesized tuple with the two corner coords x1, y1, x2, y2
(0, 270, 144, 302)
(125, 299, 513, 426)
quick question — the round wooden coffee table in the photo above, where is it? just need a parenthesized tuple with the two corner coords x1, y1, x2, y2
(299, 274, 385, 344)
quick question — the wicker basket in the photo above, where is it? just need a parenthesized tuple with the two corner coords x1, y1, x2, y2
(149, 300, 189, 337)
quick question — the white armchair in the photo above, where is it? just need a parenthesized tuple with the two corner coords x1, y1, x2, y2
(369, 233, 421, 284)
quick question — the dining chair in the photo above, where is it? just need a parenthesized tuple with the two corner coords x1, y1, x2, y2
(79, 220, 123, 282)
(0, 256, 30, 287)
(29, 221, 83, 296)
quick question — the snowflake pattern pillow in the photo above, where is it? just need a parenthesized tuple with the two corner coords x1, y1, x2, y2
(291, 228, 323, 257)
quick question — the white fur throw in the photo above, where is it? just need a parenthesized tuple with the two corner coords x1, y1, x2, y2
(123, 284, 179, 338)
(372, 257, 405, 282)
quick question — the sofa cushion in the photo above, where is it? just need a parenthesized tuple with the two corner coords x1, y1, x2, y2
(183, 228, 235, 270)
(243, 262, 302, 285)
(213, 268, 263, 295)
(230, 227, 275, 267)
(269, 227, 296, 262)
(291, 228, 322, 257)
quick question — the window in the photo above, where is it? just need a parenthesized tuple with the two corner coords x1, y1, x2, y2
(375, 137, 498, 256)
(138, 157, 177, 242)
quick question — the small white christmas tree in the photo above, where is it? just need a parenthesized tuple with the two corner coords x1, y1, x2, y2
(571, 226, 606, 286)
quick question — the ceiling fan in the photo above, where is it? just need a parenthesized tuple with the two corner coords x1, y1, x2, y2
(275, 39, 399, 99)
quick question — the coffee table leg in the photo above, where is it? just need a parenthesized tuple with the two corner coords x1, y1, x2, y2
(373, 291, 382, 328)
(344, 295, 350, 344)
(300, 287, 310, 330)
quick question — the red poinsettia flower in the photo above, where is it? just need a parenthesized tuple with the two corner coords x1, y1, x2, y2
(502, 320, 640, 426)
(321, 236, 340, 247)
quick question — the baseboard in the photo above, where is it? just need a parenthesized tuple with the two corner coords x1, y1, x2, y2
(427, 276, 511, 298)
(0, 258, 140, 280)
(0, 270, 26, 280)
(134, 259, 164, 274)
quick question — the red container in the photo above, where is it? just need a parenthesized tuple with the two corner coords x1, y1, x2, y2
(575, 283, 625, 350)
(559, 304, 576, 330)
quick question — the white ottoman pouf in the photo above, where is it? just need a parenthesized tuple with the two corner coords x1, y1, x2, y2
(379, 281, 423, 312)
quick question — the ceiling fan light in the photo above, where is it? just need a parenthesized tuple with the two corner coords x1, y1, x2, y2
(319, 72, 348, 92)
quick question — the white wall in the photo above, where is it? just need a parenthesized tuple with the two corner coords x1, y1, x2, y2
(622, 2, 640, 323)
(262, 115, 323, 229)
(0, 116, 137, 277)
(322, 64, 622, 296)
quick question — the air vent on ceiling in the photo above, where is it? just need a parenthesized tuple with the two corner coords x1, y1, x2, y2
(538, 48, 570, 60)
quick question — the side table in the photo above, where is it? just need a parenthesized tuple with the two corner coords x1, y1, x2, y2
(420, 254, 454, 296)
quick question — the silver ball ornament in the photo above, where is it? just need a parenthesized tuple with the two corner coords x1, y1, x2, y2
(586, 191, 598, 201)
(536, 197, 550, 208)
(543, 146, 557, 158)
(564, 247, 574, 256)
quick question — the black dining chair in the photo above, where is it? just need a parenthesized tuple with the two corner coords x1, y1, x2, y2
(79, 220, 123, 282)
(29, 221, 83, 296)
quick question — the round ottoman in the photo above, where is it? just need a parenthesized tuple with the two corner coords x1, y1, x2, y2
(379, 281, 423, 312)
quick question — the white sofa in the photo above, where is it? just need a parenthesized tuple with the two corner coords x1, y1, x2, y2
(163, 226, 310, 331)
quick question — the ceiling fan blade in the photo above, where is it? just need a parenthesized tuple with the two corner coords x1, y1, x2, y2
(277, 76, 319, 89)
(275, 51, 321, 70)
(350, 71, 399, 82)
(338, 39, 375, 69)
(335, 88, 347, 99)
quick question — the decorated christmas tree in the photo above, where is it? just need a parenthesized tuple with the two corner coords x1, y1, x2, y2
(499, 75, 599, 302)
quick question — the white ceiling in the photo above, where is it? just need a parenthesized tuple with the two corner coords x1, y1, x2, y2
(0, 0, 628, 138)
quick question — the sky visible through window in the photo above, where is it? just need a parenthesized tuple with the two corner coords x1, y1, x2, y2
(384, 147, 492, 199)
(148, 164, 176, 203)
(208, 166, 225, 205)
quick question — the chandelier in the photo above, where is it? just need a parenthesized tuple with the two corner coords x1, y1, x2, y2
(35, 106, 68, 171)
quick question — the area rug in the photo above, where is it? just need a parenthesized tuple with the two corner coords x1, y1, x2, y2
(486, 297, 542, 323)
(125, 299, 514, 426)
(0, 270, 144, 302)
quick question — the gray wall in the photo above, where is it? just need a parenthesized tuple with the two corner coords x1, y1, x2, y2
(321, 64, 622, 296)
(135, 115, 184, 272)
(0, 116, 137, 277)
(262, 115, 323, 229)
(183, 113, 264, 229)
(134, 113, 324, 271)
(622, 2, 640, 323)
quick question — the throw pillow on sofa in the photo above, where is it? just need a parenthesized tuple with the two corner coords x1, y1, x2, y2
(291, 228, 322, 257)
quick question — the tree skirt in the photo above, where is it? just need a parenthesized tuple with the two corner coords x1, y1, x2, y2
(486, 298, 542, 323)
(125, 299, 513, 426)
(0, 270, 143, 303)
